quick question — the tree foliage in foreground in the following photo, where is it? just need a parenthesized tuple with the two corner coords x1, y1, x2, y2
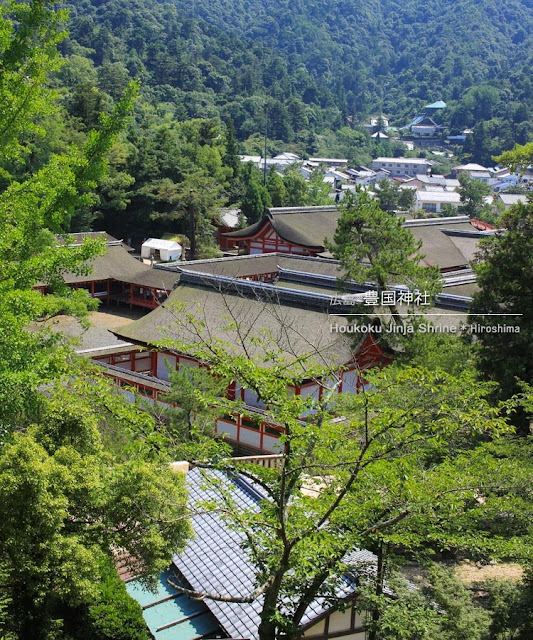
(0, 378, 191, 638)
(161, 315, 531, 640)
(0, 0, 141, 433)
(0, 3, 192, 637)
(363, 565, 491, 640)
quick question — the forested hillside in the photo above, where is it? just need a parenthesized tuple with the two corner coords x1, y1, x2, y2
(64, 0, 533, 143)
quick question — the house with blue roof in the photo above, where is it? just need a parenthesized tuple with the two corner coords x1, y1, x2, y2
(401, 115, 442, 137)
(400, 101, 446, 138)
(127, 467, 374, 640)
(424, 100, 447, 111)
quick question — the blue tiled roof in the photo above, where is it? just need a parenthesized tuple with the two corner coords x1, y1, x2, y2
(173, 468, 376, 640)
(425, 100, 447, 109)
(400, 114, 425, 130)
(126, 569, 222, 640)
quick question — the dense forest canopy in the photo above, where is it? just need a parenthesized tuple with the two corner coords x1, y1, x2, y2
(63, 0, 533, 139)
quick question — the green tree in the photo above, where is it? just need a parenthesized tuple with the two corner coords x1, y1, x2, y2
(83, 556, 149, 640)
(267, 168, 288, 207)
(363, 565, 491, 640)
(495, 141, 533, 174)
(457, 172, 492, 218)
(0, 0, 140, 431)
(471, 120, 494, 166)
(282, 165, 309, 207)
(147, 172, 224, 259)
(223, 117, 241, 179)
(160, 365, 230, 443)
(469, 198, 533, 431)
(487, 568, 533, 639)
(376, 179, 415, 213)
(0, 380, 191, 638)
(0, 6, 192, 637)
(161, 315, 522, 640)
(326, 189, 441, 326)
(306, 168, 333, 205)
(241, 163, 271, 223)
(0, 0, 68, 165)
(441, 203, 459, 217)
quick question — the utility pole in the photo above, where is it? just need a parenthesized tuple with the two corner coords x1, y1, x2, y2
(263, 103, 268, 185)
(188, 189, 197, 261)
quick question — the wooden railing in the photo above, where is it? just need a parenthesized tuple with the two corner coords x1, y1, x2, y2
(172, 455, 285, 474)
(229, 454, 284, 469)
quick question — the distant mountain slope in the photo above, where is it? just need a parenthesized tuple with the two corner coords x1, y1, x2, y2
(174, 0, 533, 112)
(64, 0, 533, 148)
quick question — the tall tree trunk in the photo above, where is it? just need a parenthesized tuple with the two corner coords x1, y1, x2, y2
(258, 584, 281, 640)
(368, 542, 386, 640)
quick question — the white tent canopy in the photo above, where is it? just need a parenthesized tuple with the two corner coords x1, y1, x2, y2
(141, 238, 182, 262)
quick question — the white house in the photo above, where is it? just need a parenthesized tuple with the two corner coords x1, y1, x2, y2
(414, 190, 461, 214)
(325, 168, 350, 188)
(453, 163, 492, 183)
(345, 167, 390, 187)
(239, 155, 262, 168)
(309, 157, 348, 168)
(498, 193, 527, 209)
(240, 153, 302, 173)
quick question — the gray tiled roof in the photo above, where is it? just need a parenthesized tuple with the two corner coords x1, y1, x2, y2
(171, 253, 344, 279)
(225, 209, 483, 270)
(63, 244, 179, 290)
(112, 280, 359, 371)
(225, 206, 341, 250)
(173, 468, 376, 640)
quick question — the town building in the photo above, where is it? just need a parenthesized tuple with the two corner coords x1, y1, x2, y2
(452, 163, 493, 183)
(414, 174, 460, 190)
(447, 129, 473, 144)
(497, 193, 528, 209)
(371, 157, 433, 178)
(345, 166, 390, 186)
(414, 190, 461, 214)
(309, 157, 349, 168)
